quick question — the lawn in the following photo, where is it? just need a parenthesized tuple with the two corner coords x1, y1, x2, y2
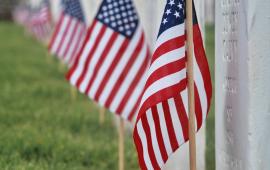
(0, 22, 215, 170)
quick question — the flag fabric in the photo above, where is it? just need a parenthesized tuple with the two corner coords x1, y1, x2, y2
(28, 0, 52, 41)
(48, 0, 87, 66)
(133, 0, 212, 169)
(66, 0, 150, 121)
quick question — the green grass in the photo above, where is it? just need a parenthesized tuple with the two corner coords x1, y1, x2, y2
(0, 22, 138, 170)
(0, 22, 215, 170)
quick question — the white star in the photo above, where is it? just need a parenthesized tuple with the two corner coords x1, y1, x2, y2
(116, 14, 121, 19)
(102, 6, 107, 11)
(165, 9, 171, 15)
(178, 3, 183, 9)
(104, 18, 109, 23)
(126, 30, 131, 36)
(111, 22, 116, 27)
(174, 11, 180, 18)
(119, 26, 124, 31)
(98, 14, 103, 19)
(169, 0, 175, 6)
(162, 18, 168, 25)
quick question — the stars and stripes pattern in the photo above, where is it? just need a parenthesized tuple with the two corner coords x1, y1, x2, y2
(28, 0, 52, 41)
(133, 0, 212, 169)
(66, 0, 150, 121)
(48, 0, 87, 66)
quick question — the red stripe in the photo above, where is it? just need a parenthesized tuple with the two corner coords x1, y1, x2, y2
(93, 39, 130, 101)
(194, 84, 203, 130)
(162, 101, 178, 151)
(75, 25, 107, 88)
(115, 49, 149, 116)
(63, 20, 79, 59)
(151, 35, 185, 64)
(48, 13, 64, 50)
(69, 25, 86, 66)
(127, 91, 143, 121)
(174, 94, 189, 141)
(151, 106, 168, 162)
(144, 57, 186, 91)
(55, 16, 72, 57)
(133, 128, 148, 170)
(141, 115, 160, 169)
(84, 32, 119, 94)
(104, 33, 145, 108)
(136, 79, 187, 123)
(193, 24, 212, 113)
(66, 20, 96, 81)
(127, 48, 150, 121)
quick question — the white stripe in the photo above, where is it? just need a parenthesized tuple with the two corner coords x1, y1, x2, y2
(79, 28, 114, 92)
(109, 38, 147, 112)
(98, 27, 142, 105)
(58, 18, 76, 57)
(136, 121, 154, 170)
(194, 52, 208, 121)
(70, 22, 102, 85)
(168, 98, 185, 145)
(180, 89, 188, 117)
(121, 68, 148, 120)
(64, 23, 82, 63)
(63, 20, 80, 63)
(146, 109, 164, 167)
(157, 103, 173, 155)
(51, 15, 70, 55)
(88, 35, 125, 98)
(155, 24, 185, 51)
(148, 47, 185, 77)
(140, 69, 186, 107)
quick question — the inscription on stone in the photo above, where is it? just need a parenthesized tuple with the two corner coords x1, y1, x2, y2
(218, 0, 243, 168)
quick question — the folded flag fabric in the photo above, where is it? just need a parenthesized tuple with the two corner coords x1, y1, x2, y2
(133, 0, 212, 169)
(48, 0, 87, 66)
(66, 0, 150, 121)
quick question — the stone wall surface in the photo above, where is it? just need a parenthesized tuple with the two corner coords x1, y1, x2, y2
(215, 0, 270, 169)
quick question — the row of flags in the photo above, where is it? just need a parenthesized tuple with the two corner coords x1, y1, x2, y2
(13, 0, 212, 169)
(13, 0, 52, 42)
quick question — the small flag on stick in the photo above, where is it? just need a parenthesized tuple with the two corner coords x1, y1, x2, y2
(66, 0, 150, 122)
(133, 0, 212, 169)
(48, 0, 87, 67)
(26, 0, 52, 42)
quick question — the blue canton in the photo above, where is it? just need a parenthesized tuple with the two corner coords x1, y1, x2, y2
(62, 0, 85, 22)
(158, 0, 185, 37)
(96, 0, 139, 39)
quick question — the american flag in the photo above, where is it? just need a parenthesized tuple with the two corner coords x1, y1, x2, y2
(66, 0, 150, 121)
(28, 0, 52, 41)
(133, 0, 212, 169)
(13, 4, 31, 26)
(48, 0, 87, 66)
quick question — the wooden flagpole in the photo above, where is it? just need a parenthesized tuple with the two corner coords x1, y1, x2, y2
(46, 52, 52, 64)
(70, 86, 77, 101)
(186, 0, 196, 170)
(58, 61, 65, 72)
(99, 107, 105, 125)
(118, 117, 125, 170)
